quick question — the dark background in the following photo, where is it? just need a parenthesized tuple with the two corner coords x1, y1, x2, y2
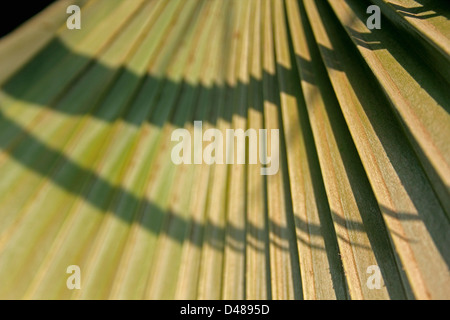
(0, 1, 56, 37)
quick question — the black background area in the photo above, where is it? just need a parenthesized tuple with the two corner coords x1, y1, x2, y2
(0, 1, 56, 38)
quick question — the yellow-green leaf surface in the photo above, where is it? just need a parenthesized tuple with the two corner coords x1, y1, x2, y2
(0, 0, 449, 300)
